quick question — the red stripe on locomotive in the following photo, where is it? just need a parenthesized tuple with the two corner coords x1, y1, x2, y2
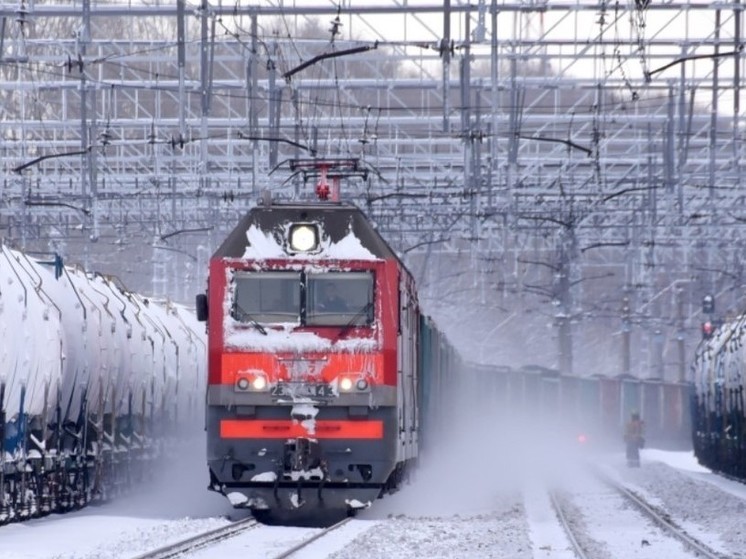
(220, 419, 384, 439)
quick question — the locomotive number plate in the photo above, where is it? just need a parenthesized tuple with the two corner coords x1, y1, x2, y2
(271, 383, 335, 399)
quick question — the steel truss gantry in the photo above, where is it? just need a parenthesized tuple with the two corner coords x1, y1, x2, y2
(2, 0, 746, 379)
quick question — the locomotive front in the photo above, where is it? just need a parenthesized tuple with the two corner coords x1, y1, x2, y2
(199, 201, 412, 515)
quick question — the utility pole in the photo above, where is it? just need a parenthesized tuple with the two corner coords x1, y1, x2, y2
(79, 0, 97, 261)
(442, 0, 451, 133)
(199, 0, 214, 191)
(734, 0, 743, 184)
(557, 266, 573, 375)
(249, 11, 259, 192)
(490, 0, 499, 210)
(268, 40, 280, 168)
(461, 13, 476, 239)
(557, 229, 576, 375)
(621, 293, 631, 376)
(676, 285, 686, 382)
(177, 0, 186, 142)
(710, 8, 721, 200)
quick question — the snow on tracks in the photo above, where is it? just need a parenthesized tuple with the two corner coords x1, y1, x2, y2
(130, 517, 259, 559)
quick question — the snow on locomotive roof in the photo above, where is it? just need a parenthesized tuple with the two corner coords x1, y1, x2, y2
(240, 225, 377, 260)
(212, 202, 394, 260)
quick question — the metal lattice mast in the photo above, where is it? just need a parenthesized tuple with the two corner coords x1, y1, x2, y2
(2, 1, 746, 378)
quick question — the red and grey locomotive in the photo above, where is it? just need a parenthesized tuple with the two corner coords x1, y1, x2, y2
(196, 166, 423, 514)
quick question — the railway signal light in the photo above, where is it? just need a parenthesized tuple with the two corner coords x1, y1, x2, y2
(702, 321, 715, 339)
(703, 294, 715, 314)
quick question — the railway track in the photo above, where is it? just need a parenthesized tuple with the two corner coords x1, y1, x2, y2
(598, 472, 725, 559)
(131, 516, 258, 559)
(549, 468, 726, 559)
(548, 490, 591, 559)
(269, 517, 354, 559)
(130, 515, 353, 559)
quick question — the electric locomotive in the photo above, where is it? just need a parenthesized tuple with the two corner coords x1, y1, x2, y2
(197, 163, 423, 514)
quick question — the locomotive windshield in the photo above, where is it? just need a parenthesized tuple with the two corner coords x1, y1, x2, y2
(230, 270, 374, 327)
(307, 272, 374, 327)
(232, 272, 301, 323)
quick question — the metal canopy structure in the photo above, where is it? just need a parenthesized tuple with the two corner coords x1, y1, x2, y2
(2, 0, 746, 379)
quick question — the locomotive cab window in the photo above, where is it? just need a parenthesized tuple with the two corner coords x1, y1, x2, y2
(307, 272, 374, 327)
(232, 271, 300, 324)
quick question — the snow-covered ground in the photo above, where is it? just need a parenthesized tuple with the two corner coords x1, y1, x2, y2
(611, 449, 746, 558)
(1, 437, 743, 559)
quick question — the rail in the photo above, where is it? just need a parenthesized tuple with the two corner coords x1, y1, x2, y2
(270, 517, 353, 559)
(130, 517, 258, 559)
(548, 490, 592, 559)
(595, 469, 725, 559)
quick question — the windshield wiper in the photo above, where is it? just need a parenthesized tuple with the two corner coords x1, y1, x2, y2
(232, 302, 268, 335)
(333, 301, 373, 342)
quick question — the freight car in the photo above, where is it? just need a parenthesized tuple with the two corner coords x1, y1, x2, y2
(463, 362, 691, 450)
(197, 164, 459, 516)
(692, 316, 746, 480)
(0, 245, 205, 524)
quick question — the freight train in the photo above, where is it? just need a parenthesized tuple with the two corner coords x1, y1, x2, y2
(463, 363, 692, 450)
(0, 245, 205, 524)
(692, 316, 746, 480)
(197, 163, 459, 516)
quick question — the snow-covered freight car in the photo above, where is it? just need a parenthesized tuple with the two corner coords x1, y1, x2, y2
(0, 244, 205, 523)
(692, 317, 746, 480)
(462, 362, 691, 450)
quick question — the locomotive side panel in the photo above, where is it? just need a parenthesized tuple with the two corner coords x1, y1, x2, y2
(396, 271, 420, 463)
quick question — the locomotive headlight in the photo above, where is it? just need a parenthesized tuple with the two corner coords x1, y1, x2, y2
(337, 375, 370, 393)
(236, 371, 269, 392)
(252, 375, 267, 391)
(339, 377, 354, 392)
(237, 377, 250, 391)
(288, 223, 319, 252)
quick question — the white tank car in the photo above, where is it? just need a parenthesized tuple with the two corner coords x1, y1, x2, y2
(0, 246, 64, 433)
(85, 273, 133, 422)
(170, 302, 207, 426)
(139, 299, 207, 428)
(692, 319, 741, 414)
(0, 244, 206, 523)
(54, 266, 102, 427)
(128, 294, 174, 424)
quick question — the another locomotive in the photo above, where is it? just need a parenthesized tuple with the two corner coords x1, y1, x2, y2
(197, 164, 456, 515)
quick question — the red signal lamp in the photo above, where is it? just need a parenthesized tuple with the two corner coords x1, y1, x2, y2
(702, 321, 715, 339)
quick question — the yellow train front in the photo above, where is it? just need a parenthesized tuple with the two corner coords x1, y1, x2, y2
(197, 199, 423, 515)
